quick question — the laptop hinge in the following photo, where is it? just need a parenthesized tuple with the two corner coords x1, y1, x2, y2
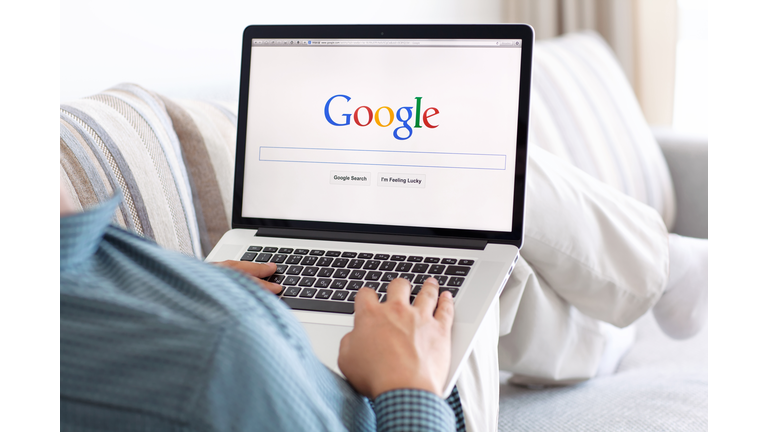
(255, 228, 487, 250)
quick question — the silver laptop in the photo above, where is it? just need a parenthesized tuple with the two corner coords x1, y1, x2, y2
(206, 24, 534, 398)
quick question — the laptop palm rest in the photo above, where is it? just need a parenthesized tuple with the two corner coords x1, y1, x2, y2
(301, 322, 350, 376)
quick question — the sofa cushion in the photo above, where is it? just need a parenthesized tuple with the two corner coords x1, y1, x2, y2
(530, 31, 677, 229)
(60, 84, 237, 258)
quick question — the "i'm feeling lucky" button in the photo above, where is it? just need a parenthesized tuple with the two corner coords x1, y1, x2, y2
(377, 173, 426, 188)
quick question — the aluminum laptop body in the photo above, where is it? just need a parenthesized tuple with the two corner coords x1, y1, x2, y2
(206, 24, 534, 398)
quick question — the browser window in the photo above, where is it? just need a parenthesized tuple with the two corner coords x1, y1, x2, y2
(241, 38, 524, 232)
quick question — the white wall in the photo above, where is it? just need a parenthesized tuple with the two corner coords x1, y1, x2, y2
(60, 0, 504, 103)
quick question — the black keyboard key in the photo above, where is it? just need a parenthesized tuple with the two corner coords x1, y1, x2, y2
(317, 268, 334, 278)
(349, 270, 366, 280)
(331, 279, 348, 289)
(407, 256, 424, 262)
(316, 289, 333, 299)
(294, 249, 309, 255)
(395, 262, 413, 272)
(263, 247, 278, 253)
(425, 257, 440, 263)
(412, 285, 422, 294)
(269, 274, 285, 284)
(278, 247, 293, 254)
(299, 277, 317, 287)
(365, 271, 382, 281)
(440, 287, 460, 297)
(428, 264, 446, 274)
(255, 253, 273, 262)
(286, 266, 303, 275)
(270, 254, 287, 263)
(412, 263, 429, 273)
(325, 251, 341, 257)
(286, 255, 303, 264)
(347, 292, 358, 301)
(347, 281, 364, 290)
(332, 258, 349, 268)
(247, 246, 263, 252)
(382, 272, 398, 282)
(240, 252, 257, 261)
(435, 276, 449, 285)
(283, 287, 301, 297)
(374, 254, 390, 260)
(301, 267, 319, 276)
(333, 269, 351, 278)
(380, 261, 397, 271)
(363, 282, 380, 290)
(399, 273, 415, 282)
(314, 278, 332, 289)
(363, 260, 381, 270)
(310, 249, 325, 256)
(317, 257, 334, 267)
(331, 290, 349, 301)
(381, 294, 387, 302)
(410, 295, 416, 304)
(299, 288, 317, 298)
(378, 283, 389, 293)
(447, 277, 464, 287)
(347, 259, 365, 269)
(458, 259, 475, 266)
(358, 253, 374, 259)
(300, 256, 319, 266)
(274, 264, 288, 275)
(445, 266, 471, 276)
(283, 276, 300, 286)
(341, 251, 357, 258)
(441, 258, 457, 264)
(283, 297, 355, 314)
(391, 255, 407, 261)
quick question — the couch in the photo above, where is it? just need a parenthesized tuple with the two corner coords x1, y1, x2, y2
(60, 31, 707, 430)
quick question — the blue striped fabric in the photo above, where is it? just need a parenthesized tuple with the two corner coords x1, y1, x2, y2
(530, 31, 677, 229)
(61, 196, 460, 431)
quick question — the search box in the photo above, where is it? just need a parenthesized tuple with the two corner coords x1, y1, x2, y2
(259, 147, 506, 170)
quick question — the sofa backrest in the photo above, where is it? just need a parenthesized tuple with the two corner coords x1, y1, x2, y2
(60, 83, 237, 258)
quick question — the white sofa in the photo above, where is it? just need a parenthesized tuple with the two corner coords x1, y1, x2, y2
(60, 31, 707, 430)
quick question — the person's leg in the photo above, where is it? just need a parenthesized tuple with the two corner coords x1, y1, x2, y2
(497, 146, 674, 384)
(455, 298, 501, 431)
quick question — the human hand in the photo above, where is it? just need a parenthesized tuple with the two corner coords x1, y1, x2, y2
(337, 277, 454, 399)
(213, 260, 281, 294)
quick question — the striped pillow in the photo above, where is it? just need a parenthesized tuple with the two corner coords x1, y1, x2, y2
(530, 31, 676, 228)
(60, 84, 237, 258)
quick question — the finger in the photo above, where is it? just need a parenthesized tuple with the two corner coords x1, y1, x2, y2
(353, 287, 380, 316)
(412, 277, 440, 315)
(214, 260, 278, 279)
(433, 290, 455, 329)
(257, 280, 283, 295)
(386, 278, 412, 304)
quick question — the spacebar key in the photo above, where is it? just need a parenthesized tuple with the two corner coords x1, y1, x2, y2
(282, 298, 355, 314)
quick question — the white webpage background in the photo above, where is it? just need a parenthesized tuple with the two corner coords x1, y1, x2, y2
(242, 43, 521, 231)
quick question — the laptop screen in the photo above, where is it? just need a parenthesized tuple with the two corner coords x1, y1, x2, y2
(235, 27, 531, 243)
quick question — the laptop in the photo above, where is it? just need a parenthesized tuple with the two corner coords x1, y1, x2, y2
(206, 24, 534, 398)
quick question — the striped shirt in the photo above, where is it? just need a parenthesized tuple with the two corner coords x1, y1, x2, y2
(60, 195, 464, 431)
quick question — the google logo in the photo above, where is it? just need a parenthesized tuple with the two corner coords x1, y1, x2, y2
(324, 94, 439, 141)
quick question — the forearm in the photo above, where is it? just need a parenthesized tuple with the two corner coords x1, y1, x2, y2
(374, 389, 457, 432)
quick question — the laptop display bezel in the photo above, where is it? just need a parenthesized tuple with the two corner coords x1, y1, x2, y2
(232, 24, 533, 247)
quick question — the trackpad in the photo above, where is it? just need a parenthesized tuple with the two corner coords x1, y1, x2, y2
(301, 322, 352, 377)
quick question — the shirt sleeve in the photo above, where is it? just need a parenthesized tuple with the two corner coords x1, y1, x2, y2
(373, 388, 457, 432)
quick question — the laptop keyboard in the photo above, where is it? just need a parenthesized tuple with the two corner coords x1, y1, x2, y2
(240, 245, 474, 314)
